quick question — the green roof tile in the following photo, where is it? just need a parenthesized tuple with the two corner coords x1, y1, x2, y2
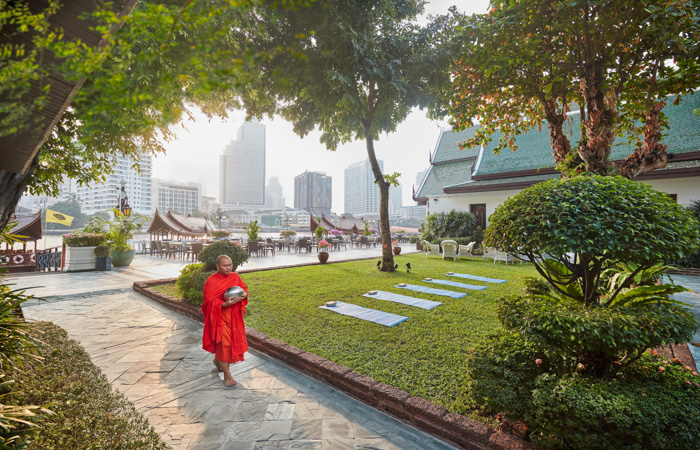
(432, 127, 481, 164)
(416, 160, 474, 198)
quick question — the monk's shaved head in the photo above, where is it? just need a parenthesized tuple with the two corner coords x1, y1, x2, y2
(216, 255, 232, 266)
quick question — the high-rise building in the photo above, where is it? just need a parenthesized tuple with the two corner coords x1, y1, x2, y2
(294, 171, 332, 217)
(344, 159, 383, 217)
(71, 151, 153, 216)
(151, 179, 201, 216)
(266, 176, 285, 209)
(389, 183, 402, 213)
(219, 120, 266, 208)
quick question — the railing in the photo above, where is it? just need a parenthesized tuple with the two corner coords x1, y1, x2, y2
(36, 247, 62, 272)
(0, 247, 62, 272)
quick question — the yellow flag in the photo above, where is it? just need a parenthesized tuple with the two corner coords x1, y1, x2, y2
(46, 209, 74, 226)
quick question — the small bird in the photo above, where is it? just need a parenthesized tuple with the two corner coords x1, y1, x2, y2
(377, 260, 381, 270)
(406, 262, 412, 273)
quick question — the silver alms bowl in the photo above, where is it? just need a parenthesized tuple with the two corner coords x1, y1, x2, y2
(224, 286, 245, 300)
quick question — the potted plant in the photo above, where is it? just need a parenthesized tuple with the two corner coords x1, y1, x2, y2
(107, 209, 147, 267)
(392, 239, 402, 255)
(314, 225, 325, 240)
(63, 232, 107, 271)
(245, 220, 261, 241)
(317, 240, 330, 263)
(94, 245, 112, 271)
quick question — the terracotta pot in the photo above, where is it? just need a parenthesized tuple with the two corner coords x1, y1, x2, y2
(393, 247, 402, 255)
(318, 251, 329, 264)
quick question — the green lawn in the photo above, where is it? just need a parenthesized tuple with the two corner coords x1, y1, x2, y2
(157, 253, 538, 414)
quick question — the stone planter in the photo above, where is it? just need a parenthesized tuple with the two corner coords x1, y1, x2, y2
(65, 246, 98, 272)
(318, 251, 329, 264)
(95, 257, 112, 271)
(110, 249, 135, 267)
(393, 247, 402, 256)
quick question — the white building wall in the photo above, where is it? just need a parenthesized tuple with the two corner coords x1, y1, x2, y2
(152, 179, 201, 215)
(641, 177, 700, 206)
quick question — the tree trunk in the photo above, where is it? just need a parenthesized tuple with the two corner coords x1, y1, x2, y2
(0, 155, 38, 230)
(543, 101, 571, 167)
(363, 128, 395, 272)
(577, 69, 617, 175)
(619, 101, 668, 179)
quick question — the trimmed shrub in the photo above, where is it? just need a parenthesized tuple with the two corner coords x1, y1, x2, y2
(175, 263, 214, 305)
(211, 230, 229, 238)
(280, 230, 296, 237)
(7, 322, 168, 449)
(408, 235, 419, 244)
(485, 175, 699, 304)
(498, 295, 698, 377)
(197, 240, 248, 271)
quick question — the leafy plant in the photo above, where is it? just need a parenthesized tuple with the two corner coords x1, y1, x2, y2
(197, 240, 248, 272)
(211, 231, 229, 238)
(314, 225, 325, 240)
(424, 210, 477, 242)
(485, 176, 699, 305)
(62, 233, 106, 248)
(105, 209, 147, 252)
(363, 222, 371, 236)
(93, 245, 111, 259)
(280, 230, 296, 237)
(244, 220, 260, 241)
(175, 263, 214, 305)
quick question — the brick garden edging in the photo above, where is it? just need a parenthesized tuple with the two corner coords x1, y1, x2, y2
(133, 277, 532, 450)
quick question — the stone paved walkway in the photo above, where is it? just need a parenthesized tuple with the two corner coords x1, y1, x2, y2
(669, 274, 700, 364)
(22, 289, 455, 450)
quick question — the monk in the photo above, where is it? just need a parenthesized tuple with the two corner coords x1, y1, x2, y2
(202, 255, 248, 386)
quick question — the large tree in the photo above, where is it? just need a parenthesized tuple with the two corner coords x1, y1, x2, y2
(0, 0, 273, 229)
(448, 0, 700, 178)
(244, 0, 451, 271)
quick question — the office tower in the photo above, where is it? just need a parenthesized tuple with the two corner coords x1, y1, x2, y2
(64, 151, 153, 215)
(152, 179, 201, 216)
(219, 120, 266, 208)
(266, 176, 286, 209)
(294, 170, 332, 217)
(389, 183, 402, 213)
(344, 159, 383, 217)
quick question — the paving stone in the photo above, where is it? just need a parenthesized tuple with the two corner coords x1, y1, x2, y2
(288, 441, 322, 450)
(234, 402, 268, 422)
(323, 418, 354, 439)
(226, 421, 263, 441)
(289, 419, 323, 440)
(257, 419, 293, 441)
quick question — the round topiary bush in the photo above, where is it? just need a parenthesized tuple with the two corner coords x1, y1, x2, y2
(485, 175, 699, 304)
(197, 240, 248, 271)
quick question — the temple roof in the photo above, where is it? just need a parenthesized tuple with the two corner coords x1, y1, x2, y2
(7, 210, 42, 242)
(147, 210, 216, 237)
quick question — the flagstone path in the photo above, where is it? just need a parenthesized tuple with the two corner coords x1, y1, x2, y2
(21, 289, 455, 449)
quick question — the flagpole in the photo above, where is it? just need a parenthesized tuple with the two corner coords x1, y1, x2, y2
(43, 198, 47, 250)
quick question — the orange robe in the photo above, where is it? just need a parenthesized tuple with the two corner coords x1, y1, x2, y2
(201, 272, 249, 363)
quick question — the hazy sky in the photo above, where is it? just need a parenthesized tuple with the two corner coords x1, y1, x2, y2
(151, 0, 490, 212)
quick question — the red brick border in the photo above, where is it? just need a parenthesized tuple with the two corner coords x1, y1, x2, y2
(134, 279, 533, 449)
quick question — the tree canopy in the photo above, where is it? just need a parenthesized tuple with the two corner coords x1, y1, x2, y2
(448, 0, 700, 178)
(242, 0, 451, 270)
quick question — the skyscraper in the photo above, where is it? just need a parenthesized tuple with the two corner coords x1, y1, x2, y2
(389, 183, 402, 213)
(266, 176, 286, 209)
(294, 171, 332, 217)
(151, 179, 201, 216)
(219, 120, 266, 208)
(344, 159, 383, 217)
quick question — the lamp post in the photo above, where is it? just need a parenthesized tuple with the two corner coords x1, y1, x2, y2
(216, 208, 225, 230)
(118, 180, 131, 217)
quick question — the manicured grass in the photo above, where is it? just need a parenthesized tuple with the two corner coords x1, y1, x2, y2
(157, 254, 538, 414)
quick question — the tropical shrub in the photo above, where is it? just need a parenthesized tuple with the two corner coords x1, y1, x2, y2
(197, 241, 248, 271)
(211, 230, 229, 238)
(244, 220, 260, 241)
(674, 199, 700, 268)
(62, 233, 106, 247)
(175, 263, 214, 305)
(314, 225, 325, 240)
(485, 175, 699, 304)
(94, 245, 111, 258)
(7, 322, 168, 449)
(422, 210, 477, 243)
(280, 230, 296, 237)
(408, 235, 419, 244)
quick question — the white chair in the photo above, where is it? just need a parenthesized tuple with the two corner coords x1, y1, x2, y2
(423, 240, 440, 258)
(457, 241, 476, 260)
(441, 240, 458, 261)
(493, 250, 515, 265)
(481, 246, 496, 261)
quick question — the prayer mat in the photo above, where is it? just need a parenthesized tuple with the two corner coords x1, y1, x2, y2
(362, 290, 441, 310)
(319, 301, 408, 327)
(446, 273, 507, 283)
(424, 279, 487, 290)
(394, 284, 466, 299)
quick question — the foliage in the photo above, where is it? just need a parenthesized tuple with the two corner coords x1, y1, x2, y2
(175, 263, 214, 306)
(42, 196, 87, 230)
(6, 322, 168, 449)
(675, 199, 700, 267)
(280, 230, 296, 237)
(467, 336, 700, 449)
(485, 176, 699, 304)
(211, 231, 229, 238)
(363, 222, 371, 236)
(242, 0, 454, 272)
(154, 254, 535, 414)
(61, 233, 106, 248)
(409, 235, 419, 244)
(317, 240, 330, 250)
(93, 246, 111, 259)
(447, 0, 700, 179)
(244, 220, 260, 242)
(498, 295, 697, 377)
(423, 210, 477, 242)
(106, 209, 148, 252)
(197, 240, 248, 272)
(314, 226, 325, 240)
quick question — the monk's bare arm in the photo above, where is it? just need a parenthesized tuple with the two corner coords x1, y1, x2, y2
(221, 292, 247, 308)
